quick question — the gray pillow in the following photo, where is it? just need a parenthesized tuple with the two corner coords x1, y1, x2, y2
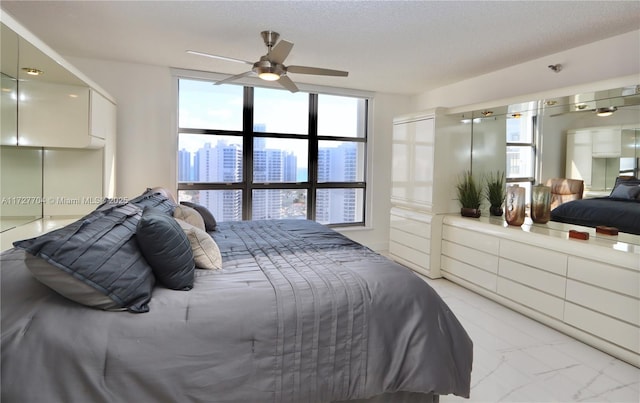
(610, 184, 640, 199)
(13, 202, 155, 313)
(136, 207, 195, 290)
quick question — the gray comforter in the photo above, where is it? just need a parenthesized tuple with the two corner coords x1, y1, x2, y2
(1, 219, 472, 403)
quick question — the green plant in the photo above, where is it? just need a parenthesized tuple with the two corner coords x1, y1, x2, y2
(485, 171, 506, 207)
(456, 170, 482, 209)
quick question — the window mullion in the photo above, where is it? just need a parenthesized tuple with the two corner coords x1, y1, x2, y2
(242, 86, 254, 220)
(308, 93, 318, 221)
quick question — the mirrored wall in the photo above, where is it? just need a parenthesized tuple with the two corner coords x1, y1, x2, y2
(465, 84, 640, 199)
(0, 21, 92, 232)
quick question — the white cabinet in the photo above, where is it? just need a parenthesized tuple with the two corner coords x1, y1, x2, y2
(18, 82, 109, 148)
(389, 110, 471, 278)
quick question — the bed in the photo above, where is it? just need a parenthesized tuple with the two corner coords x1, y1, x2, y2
(1, 191, 473, 403)
(550, 178, 640, 235)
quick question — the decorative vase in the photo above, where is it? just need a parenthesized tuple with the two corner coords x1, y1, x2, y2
(505, 185, 525, 226)
(460, 207, 481, 218)
(531, 184, 551, 224)
(489, 205, 504, 216)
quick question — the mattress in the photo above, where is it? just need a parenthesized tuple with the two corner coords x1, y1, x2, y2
(1, 219, 472, 402)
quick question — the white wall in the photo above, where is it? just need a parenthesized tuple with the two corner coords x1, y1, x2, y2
(67, 57, 176, 199)
(67, 56, 413, 251)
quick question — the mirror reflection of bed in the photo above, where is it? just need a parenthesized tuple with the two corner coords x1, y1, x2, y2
(549, 176, 640, 236)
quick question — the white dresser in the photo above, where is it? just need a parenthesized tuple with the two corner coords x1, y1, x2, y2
(440, 215, 640, 367)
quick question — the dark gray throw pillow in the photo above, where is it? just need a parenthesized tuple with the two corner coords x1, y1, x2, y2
(136, 207, 195, 290)
(13, 202, 155, 313)
(180, 201, 217, 231)
(610, 184, 640, 199)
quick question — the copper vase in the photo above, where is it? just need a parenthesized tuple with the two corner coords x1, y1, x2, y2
(505, 186, 525, 226)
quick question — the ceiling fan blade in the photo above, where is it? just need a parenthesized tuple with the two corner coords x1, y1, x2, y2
(269, 40, 293, 64)
(187, 50, 253, 66)
(278, 75, 299, 93)
(287, 65, 348, 77)
(214, 71, 254, 86)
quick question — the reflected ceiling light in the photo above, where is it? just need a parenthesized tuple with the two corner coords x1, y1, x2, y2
(511, 113, 522, 118)
(596, 106, 617, 117)
(481, 111, 493, 117)
(545, 100, 557, 106)
(22, 67, 44, 76)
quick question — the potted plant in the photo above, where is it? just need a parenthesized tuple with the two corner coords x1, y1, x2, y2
(456, 170, 482, 217)
(485, 171, 506, 216)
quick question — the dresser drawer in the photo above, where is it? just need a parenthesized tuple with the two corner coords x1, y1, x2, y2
(565, 302, 640, 353)
(442, 225, 499, 255)
(498, 258, 566, 298)
(566, 279, 639, 326)
(442, 240, 498, 274)
(500, 239, 568, 276)
(497, 277, 565, 320)
(442, 255, 497, 292)
(567, 256, 639, 298)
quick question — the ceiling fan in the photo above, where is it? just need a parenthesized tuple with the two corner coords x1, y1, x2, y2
(187, 30, 348, 93)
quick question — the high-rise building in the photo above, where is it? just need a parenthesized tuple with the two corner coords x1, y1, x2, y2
(178, 148, 192, 182)
(196, 142, 242, 221)
(316, 143, 357, 223)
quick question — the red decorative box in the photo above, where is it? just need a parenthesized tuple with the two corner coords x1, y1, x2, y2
(596, 226, 618, 235)
(569, 230, 589, 240)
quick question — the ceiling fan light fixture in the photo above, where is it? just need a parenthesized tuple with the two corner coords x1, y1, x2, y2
(253, 58, 284, 81)
(596, 106, 617, 117)
(258, 71, 281, 81)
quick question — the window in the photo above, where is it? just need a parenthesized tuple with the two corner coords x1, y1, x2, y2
(506, 112, 537, 200)
(177, 78, 368, 226)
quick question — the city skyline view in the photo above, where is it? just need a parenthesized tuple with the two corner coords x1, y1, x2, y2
(178, 133, 361, 224)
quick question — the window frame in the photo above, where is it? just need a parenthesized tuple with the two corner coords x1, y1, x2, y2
(174, 73, 372, 227)
(506, 114, 538, 185)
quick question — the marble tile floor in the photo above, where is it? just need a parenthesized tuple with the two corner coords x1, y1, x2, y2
(419, 276, 640, 403)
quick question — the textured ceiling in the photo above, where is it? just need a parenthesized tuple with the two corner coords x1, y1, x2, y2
(2, 1, 639, 95)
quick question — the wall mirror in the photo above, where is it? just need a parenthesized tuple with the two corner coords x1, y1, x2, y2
(467, 84, 640, 194)
(460, 84, 639, 240)
(0, 21, 90, 232)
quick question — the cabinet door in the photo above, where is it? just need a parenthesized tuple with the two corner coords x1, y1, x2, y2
(1, 73, 18, 145)
(565, 131, 592, 186)
(18, 81, 90, 147)
(392, 117, 434, 209)
(90, 89, 115, 140)
(592, 127, 621, 157)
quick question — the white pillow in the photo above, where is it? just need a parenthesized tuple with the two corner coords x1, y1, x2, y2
(174, 219, 222, 270)
(173, 204, 206, 231)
